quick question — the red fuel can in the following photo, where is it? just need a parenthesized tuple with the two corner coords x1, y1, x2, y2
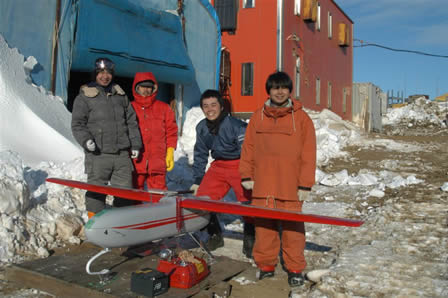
(156, 257, 209, 289)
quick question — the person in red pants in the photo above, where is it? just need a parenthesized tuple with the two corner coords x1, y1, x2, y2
(239, 71, 317, 287)
(131, 72, 178, 199)
(190, 90, 255, 256)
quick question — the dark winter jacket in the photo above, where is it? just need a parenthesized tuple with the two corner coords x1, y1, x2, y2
(71, 83, 142, 154)
(131, 72, 178, 174)
(193, 115, 247, 184)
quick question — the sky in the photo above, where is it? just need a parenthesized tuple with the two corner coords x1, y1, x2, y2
(337, 0, 448, 100)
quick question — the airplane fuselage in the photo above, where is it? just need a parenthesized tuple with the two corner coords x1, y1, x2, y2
(85, 196, 210, 248)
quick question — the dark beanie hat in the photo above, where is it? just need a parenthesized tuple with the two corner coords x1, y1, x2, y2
(94, 57, 115, 75)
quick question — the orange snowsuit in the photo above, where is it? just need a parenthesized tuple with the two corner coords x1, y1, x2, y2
(239, 99, 316, 273)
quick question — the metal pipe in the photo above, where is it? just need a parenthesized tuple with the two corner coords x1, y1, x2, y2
(276, 0, 284, 71)
(51, 0, 61, 95)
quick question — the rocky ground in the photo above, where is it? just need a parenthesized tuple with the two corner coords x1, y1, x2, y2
(0, 125, 447, 297)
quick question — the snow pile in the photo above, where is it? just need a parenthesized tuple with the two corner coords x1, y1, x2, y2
(382, 97, 446, 134)
(0, 37, 86, 263)
(177, 107, 205, 165)
(0, 35, 83, 166)
(309, 109, 362, 165)
(0, 151, 85, 263)
(317, 169, 423, 190)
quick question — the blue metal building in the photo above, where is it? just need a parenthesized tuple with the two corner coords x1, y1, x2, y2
(0, 0, 221, 128)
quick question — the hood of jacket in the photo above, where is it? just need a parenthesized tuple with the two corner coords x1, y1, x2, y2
(261, 99, 303, 133)
(132, 72, 159, 108)
(262, 98, 302, 118)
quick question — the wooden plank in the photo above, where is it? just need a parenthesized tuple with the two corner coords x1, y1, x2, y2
(5, 265, 117, 298)
(4, 242, 250, 297)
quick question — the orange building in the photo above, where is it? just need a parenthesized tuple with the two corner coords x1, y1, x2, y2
(214, 0, 353, 120)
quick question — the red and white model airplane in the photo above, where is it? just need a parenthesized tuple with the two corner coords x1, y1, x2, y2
(46, 178, 364, 275)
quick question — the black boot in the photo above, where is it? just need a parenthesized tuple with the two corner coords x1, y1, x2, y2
(257, 270, 275, 280)
(242, 222, 255, 258)
(206, 213, 224, 251)
(207, 213, 222, 235)
(287, 271, 305, 287)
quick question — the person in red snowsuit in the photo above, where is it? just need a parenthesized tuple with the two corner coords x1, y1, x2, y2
(131, 72, 178, 195)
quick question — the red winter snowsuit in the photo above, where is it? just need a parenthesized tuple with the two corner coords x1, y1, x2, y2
(131, 72, 178, 191)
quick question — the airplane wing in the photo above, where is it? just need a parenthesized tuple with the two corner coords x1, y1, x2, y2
(180, 198, 363, 227)
(46, 178, 180, 202)
(46, 178, 363, 227)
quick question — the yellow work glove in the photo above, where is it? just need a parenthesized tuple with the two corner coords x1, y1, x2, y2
(166, 147, 175, 172)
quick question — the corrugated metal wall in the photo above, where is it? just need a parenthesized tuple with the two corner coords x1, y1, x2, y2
(352, 83, 384, 132)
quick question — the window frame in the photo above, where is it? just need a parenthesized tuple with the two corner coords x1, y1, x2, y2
(295, 57, 301, 99)
(343, 87, 347, 113)
(294, 0, 301, 16)
(243, 0, 255, 9)
(316, 2, 321, 31)
(316, 77, 321, 105)
(241, 62, 254, 96)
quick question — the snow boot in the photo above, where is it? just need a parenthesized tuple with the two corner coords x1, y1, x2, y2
(207, 213, 222, 236)
(287, 271, 305, 287)
(205, 213, 224, 250)
(257, 270, 275, 280)
(242, 222, 255, 258)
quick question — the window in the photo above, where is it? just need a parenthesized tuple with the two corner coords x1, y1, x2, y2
(316, 77, 320, 105)
(343, 87, 347, 113)
(328, 12, 332, 39)
(243, 0, 254, 8)
(214, 0, 238, 32)
(327, 81, 332, 109)
(294, 0, 301, 16)
(338, 23, 350, 46)
(241, 63, 254, 96)
(295, 57, 301, 98)
(316, 2, 321, 31)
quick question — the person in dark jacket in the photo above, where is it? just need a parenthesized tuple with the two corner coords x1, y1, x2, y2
(131, 72, 178, 194)
(71, 57, 142, 218)
(190, 89, 255, 256)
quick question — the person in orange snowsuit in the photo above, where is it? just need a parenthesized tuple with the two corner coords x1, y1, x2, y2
(239, 71, 316, 287)
(131, 72, 178, 196)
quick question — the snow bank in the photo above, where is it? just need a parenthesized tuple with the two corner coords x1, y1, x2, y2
(0, 151, 85, 263)
(0, 35, 82, 166)
(382, 97, 446, 133)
